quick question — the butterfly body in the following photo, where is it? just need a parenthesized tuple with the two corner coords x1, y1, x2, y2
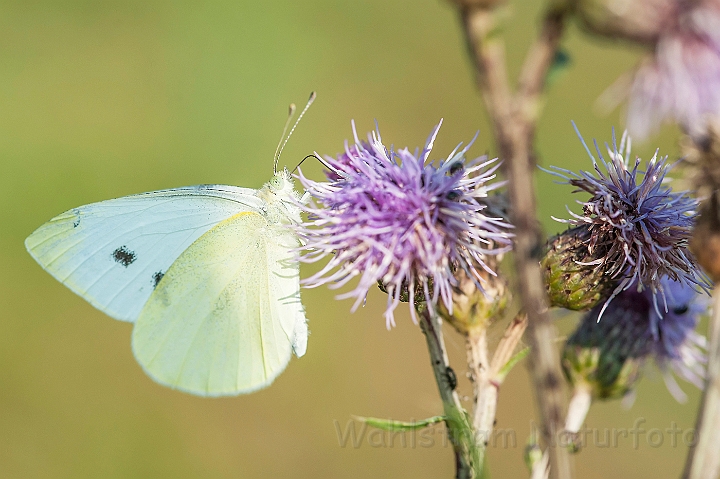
(26, 169, 308, 396)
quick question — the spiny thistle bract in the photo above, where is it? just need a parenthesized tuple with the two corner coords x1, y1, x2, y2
(542, 225, 615, 311)
(437, 256, 510, 334)
(296, 121, 513, 327)
(545, 124, 710, 315)
(562, 277, 708, 402)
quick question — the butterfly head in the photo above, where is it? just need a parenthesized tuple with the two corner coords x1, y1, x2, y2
(258, 169, 304, 225)
(267, 169, 297, 197)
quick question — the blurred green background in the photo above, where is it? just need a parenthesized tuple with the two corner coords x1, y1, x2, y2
(0, 1, 701, 478)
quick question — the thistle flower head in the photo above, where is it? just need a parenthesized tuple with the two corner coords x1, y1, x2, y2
(547, 125, 710, 315)
(324, 144, 363, 181)
(649, 277, 709, 400)
(296, 121, 513, 327)
(623, 1, 720, 140)
(681, 119, 720, 199)
(563, 276, 708, 402)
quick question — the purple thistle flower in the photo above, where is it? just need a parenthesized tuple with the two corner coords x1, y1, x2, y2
(566, 277, 708, 402)
(546, 124, 710, 316)
(649, 278, 709, 400)
(626, 1, 720, 140)
(324, 144, 363, 181)
(296, 121, 513, 327)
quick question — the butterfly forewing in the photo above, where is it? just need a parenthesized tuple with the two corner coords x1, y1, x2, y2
(131, 211, 306, 396)
(25, 185, 263, 322)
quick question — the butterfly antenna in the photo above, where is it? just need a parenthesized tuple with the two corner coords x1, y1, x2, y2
(275, 91, 316, 173)
(274, 103, 297, 174)
(292, 154, 332, 174)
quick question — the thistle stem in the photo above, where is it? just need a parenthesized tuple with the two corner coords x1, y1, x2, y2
(467, 329, 496, 451)
(490, 314, 528, 378)
(682, 286, 720, 478)
(564, 387, 591, 435)
(420, 308, 477, 478)
(449, 2, 572, 477)
(467, 315, 529, 453)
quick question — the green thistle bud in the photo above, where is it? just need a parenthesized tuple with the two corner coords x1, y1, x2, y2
(524, 429, 545, 473)
(437, 261, 510, 334)
(562, 344, 642, 401)
(541, 225, 614, 311)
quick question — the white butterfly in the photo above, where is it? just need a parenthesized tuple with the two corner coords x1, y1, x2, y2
(25, 96, 315, 397)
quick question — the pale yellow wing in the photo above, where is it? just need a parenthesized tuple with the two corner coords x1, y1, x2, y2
(131, 211, 305, 396)
(25, 185, 262, 322)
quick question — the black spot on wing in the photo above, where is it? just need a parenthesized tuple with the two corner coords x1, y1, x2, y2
(72, 209, 81, 228)
(152, 271, 164, 288)
(112, 246, 136, 267)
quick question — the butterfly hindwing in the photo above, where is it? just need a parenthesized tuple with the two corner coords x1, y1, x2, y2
(131, 211, 307, 396)
(25, 185, 263, 322)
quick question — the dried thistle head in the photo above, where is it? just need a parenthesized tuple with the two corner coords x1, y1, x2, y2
(680, 119, 720, 280)
(681, 119, 720, 198)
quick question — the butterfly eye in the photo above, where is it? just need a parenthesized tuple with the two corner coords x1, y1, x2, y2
(673, 304, 689, 315)
(271, 176, 283, 189)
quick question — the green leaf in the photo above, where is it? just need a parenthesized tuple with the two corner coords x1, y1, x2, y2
(496, 346, 530, 383)
(444, 407, 487, 479)
(352, 415, 446, 432)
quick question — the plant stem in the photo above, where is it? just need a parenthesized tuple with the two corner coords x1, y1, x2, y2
(682, 286, 720, 479)
(420, 308, 477, 478)
(490, 314, 528, 377)
(564, 387, 591, 435)
(467, 315, 529, 453)
(467, 328, 495, 447)
(450, 2, 572, 478)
